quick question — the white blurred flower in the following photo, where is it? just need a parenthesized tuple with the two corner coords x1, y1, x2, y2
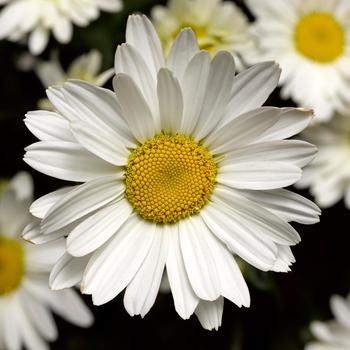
(306, 294, 350, 350)
(247, 0, 350, 122)
(35, 50, 114, 110)
(0, 172, 93, 350)
(0, 0, 123, 55)
(23, 14, 320, 330)
(298, 114, 350, 208)
(151, 0, 253, 67)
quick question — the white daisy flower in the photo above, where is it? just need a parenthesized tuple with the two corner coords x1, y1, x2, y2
(305, 294, 350, 350)
(23, 14, 320, 330)
(297, 114, 350, 209)
(246, 0, 350, 122)
(151, 0, 253, 67)
(35, 50, 114, 110)
(0, 172, 93, 350)
(0, 0, 123, 55)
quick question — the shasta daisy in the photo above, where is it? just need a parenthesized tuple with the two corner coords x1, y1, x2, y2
(0, 172, 93, 350)
(247, 0, 350, 122)
(24, 14, 320, 330)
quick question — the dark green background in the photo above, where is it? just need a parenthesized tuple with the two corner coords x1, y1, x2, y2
(0, 0, 348, 349)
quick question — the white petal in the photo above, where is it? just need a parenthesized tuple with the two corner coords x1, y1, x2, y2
(204, 107, 281, 154)
(166, 224, 199, 319)
(219, 140, 317, 169)
(113, 73, 156, 142)
(52, 16, 72, 43)
(195, 297, 224, 331)
(203, 229, 250, 307)
(29, 27, 49, 55)
(239, 189, 320, 224)
(46, 289, 93, 328)
(218, 161, 302, 190)
(126, 15, 164, 78)
(9, 171, 33, 200)
(30, 186, 74, 219)
(41, 176, 124, 233)
(124, 227, 168, 317)
(82, 215, 156, 305)
(193, 51, 235, 140)
(222, 61, 281, 125)
(167, 28, 199, 81)
(61, 80, 136, 148)
(179, 216, 221, 301)
(50, 253, 89, 290)
(257, 108, 314, 142)
(331, 295, 350, 328)
(46, 87, 80, 122)
(158, 68, 183, 133)
(22, 222, 66, 244)
(25, 239, 65, 273)
(2, 300, 21, 350)
(180, 51, 211, 135)
(14, 299, 48, 350)
(24, 141, 117, 182)
(114, 43, 159, 126)
(67, 199, 132, 257)
(212, 186, 301, 245)
(201, 202, 277, 271)
(20, 292, 57, 341)
(70, 119, 129, 166)
(24, 110, 74, 142)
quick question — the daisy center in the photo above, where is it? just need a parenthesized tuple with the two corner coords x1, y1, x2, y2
(125, 134, 217, 223)
(294, 12, 345, 63)
(0, 236, 25, 295)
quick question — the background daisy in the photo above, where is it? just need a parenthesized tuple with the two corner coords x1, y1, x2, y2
(0, 172, 93, 350)
(33, 50, 114, 110)
(297, 114, 350, 208)
(23, 14, 320, 331)
(0, 0, 123, 55)
(246, 0, 350, 122)
(305, 293, 350, 350)
(151, 0, 253, 68)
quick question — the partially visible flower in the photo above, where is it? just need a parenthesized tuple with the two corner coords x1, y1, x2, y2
(35, 50, 114, 110)
(246, 0, 350, 122)
(0, 172, 93, 350)
(24, 14, 320, 331)
(151, 0, 253, 67)
(305, 294, 350, 350)
(297, 114, 350, 209)
(0, 0, 123, 55)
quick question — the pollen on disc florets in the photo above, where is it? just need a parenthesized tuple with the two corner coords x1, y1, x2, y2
(125, 134, 217, 223)
(0, 236, 25, 295)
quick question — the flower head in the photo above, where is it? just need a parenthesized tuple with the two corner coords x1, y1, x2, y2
(24, 14, 320, 330)
(247, 0, 350, 122)
(305, 294, 350, 350)
(0, 0, 123, 55)
(151, 0, 253, 67)
(297, 114, 350, 208)
(0, 172, 93, 350)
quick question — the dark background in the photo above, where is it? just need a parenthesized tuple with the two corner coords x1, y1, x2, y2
(0, 0, 349, 349)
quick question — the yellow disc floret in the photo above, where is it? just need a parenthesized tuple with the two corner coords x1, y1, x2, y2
(125, 134, 217, 223)
(0, 236, 25, 295)
(295, 12, 345, 63)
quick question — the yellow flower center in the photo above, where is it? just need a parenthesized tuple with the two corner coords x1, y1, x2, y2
(0, 236, 25, 295)
(294, 12, 345, 63)
(125, 134, 217, 223)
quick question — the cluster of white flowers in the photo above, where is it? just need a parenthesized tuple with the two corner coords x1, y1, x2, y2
(0, 0, 123, 54)
(1, 0, 350, 347)
(0, 172, 93, 350)
(306, 294, 350, 350)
